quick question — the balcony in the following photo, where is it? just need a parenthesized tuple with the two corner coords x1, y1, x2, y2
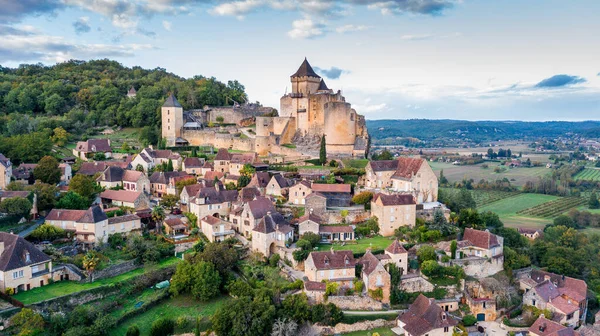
(213, 230, 235, 237)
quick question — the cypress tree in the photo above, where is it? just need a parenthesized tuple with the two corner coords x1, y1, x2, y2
(167, 159, 174, 172)
(319, 134, 327, 166)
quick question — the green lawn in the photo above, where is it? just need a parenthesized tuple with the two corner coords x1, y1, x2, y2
(317, 236, 395, 253)
(13, 257, 180, 305)
(109, 295, 229, 336)
(342, 159, 370, 168)
(342, 327, 396, 335)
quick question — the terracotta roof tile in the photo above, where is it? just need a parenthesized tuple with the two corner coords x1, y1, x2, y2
(100, 190, 142, 203)
(304, 280, 326, 291)
(386, 239, 408, 254)
(107, 214, 140, 224)
(310, 183, 351, 193)
(529, 317, 576, 336)
(184, 157, 204, 168)
(461, 228, 501, 250)
(373, 193, 416, 206)
(75, 139, 111, 153)
(308, 250, 355, 270)
(214, 148, 232, 161)
(392, 157, 424, 180)
(319, 225, 353, 233)
(399, 294, 458, 336)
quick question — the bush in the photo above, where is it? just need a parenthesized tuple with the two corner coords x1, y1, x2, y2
(126, 325, 140, 336)
(268, 253, 280, 267)
(29, 224, 68, 242)
(462, 315, 477, 327)
(150, 318, 175, 336)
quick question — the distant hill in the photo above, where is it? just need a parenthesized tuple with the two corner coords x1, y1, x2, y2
(366, 119, 600, 144)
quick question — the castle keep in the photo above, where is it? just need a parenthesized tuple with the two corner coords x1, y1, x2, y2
(162, 58, 369, 158)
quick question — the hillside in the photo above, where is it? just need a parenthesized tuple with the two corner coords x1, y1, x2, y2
(367, 119, 600, 144)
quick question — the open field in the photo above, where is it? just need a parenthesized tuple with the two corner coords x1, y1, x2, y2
(478, 193, 558, 230)
(430, 161, 550, 187)
(317, 236, 395, 253)
(13, 257, 180, 304)
(109, 295, 229, 336)
(517, 197, 586, 218)
(574, 168, 600, 181)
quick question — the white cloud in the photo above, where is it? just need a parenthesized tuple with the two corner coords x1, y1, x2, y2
(111, 13, 138, 29)
(162, 20, 172, 31)
(335, 24, 370, 33)
(287, 18, 326, 39)
(400, 34, 434, 40)
(210, 0, 265, 19)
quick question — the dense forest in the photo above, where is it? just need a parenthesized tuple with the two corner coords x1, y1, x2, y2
(0, 59, 247, 163)
(367, 119, 600, 144)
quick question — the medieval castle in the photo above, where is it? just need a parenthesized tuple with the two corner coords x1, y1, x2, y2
(162, 58, 369, 158)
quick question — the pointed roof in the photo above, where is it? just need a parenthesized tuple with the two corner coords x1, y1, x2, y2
(291, 58, 321, 78)
(386, 239, 408, 255)
(128, 86, 136, 94)
(318, 79, 329, 91)
(163, 93, 182, 108)
(0, 232, 51, 272)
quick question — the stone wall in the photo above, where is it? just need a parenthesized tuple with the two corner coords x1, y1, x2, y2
(444, 256, 504, 279)
(316, 319, 396, 335)
(400, 274, 434, 293)
(92, 260, 139, 281)
(322, 209, 371, 224)
(327, 295, 385, 311)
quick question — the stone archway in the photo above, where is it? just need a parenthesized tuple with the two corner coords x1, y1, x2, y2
(269, 242, 277, 257)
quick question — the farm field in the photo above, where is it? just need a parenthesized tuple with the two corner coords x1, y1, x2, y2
(442, 188, 521, 208)
(517, 197, 586, 218)
(478, 193, 559, 230)
(574, 168, 600, 181)
(430, 162, 550, 187)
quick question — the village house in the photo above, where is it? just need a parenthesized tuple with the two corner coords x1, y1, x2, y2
(529, 316, 579, 336)
(77, 159, 131, 176)
(0, 190, 31, 203)
(127, 86, 137, 98)
(182, 157, 205, 175)
(251, 212, 294, 257)
(224, 174, 240, 186)
(239, 186, 262, 203)
(520, 270, 588, 327)
(13, 163, 72, 185)
(163, 217, 189, 236)
(384, 240, 409, 274)
(358, 250, 391, 304)
(518, 228, 542, 240)
(98, 190, 150, 210)
(304, 249, 356, 288)
(310, 183, 352, 207)
(464, 280, 498, 322)
(188, 184, 238, 221)
(266, 174, 292, 197)
(0, 153, 12, 190)
(96, 166, 150, 193)
(229, 153, 257, 175)
(149, 171, 190, 197)
(297, 213, 354, 243)
(73, 139, 112, 161)
(449, 228, 504, 278)
(394, 294, 458, 336)
(130, 147, 182, 172)
(288, 180, 311, 205)
(230, 196, 276, 237)
(0, 232, 53, 293)
(213, 148, 232, 173)
(365, 157, 438, 203)
(200, 215, 235, 242)
(247, 171, 271, 193)
(303, 281, 326, 304)
(371, 193, 417, 237)
(179, 184, 204, 209)
(199, 161, 214, 177)
(46, 205, 141, 245)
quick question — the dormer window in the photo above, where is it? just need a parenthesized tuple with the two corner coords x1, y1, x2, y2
(25, 252, 31, 263)
(442, 313, 446, 320)
(324, 257, 329, 266)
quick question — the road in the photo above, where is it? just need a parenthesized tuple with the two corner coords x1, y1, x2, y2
(19, 216, 45, 237)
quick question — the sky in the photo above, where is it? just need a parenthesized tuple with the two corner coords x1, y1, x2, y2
(1, 0, 599, 121)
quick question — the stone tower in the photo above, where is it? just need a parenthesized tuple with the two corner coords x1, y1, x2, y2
(291, 58, 322, 95)
(161, 93, 183, 147)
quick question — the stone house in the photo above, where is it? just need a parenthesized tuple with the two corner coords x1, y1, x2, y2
(464, 280, 498, 322)
(395, 294, 458, 336)
(96, 166, 150, 194)
(182, 157, 205, 175)
(266, 174, 292, 197)
(99, 190, 150, 210)
(518, 228, 542, 240)
(247, 171, 271, 193)
(224, 174, 240, 186)
(365, 157, 438, 203)
(200, 215, 235, 242)
(73, 139, 112, 161)
(252, 212, 294, 257)
(310, 183, 352, 207)
(188, 184, 238, 221)
(303, 281, 326, 304)
(13, 162, 72, 184)
(179, 184, 204, 209)
(149, 171, 190, 197)
(204, 171, 224, 182)
(163, 217, 189, 236)
(297, 213, 355, 242)
(213, 148, 232, 173)
(304, 249, 356, 287)
(528, 316, 578, 336)
(298, 213, 322, 236)
(230, 196, 275, 237)
(520, 270, 587, 327)
(199, 161, 214, 177)
(358, 250, 391, 304)
(46, 205, 140, 245)
(288, 180, 312, 204)
(384, 240, 409, 274)
(131, 147, 182, 172)
(238, 186, 262, 203)
(446, 228, 504, 278)
(229, 153, 256, 175)
(0, 232, 54, 293)
(0, 153, 12, 190)
(305, 192, 328, 217)
(371, 193, 417, 237)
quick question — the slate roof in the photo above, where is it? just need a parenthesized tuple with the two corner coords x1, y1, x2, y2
(239, 186, 261, 203)
(392, 157, 425, 180)
(201, 215, 222, 225)
(293, 180, 311, 189)
(529, 270, 587, 302)
(0, 232, 51, 272)
(311, 183, 351, 193)
(78, 162, 110, 176)
(122, 170, 144, 182)
(78, 205, 108, 223)
(149, 171, 189, 184)
(194, 186, 238, 205)
(100, 190, 142, 203)
(107, 214, 140, 224)
(272, 174, 292, 188)
(98, 166, 125, 182)
(230, 153, 256, 164)
(461, 228, 501, 250)
(529, 317, 576, 336)
(46, 209, 87, 221)
(308, 250, 355, 270)
(163, 93, 182, 108)
(386, 239, 408, 254)
(359, 250, 383, 275)
(398, 294, 458, 336)
(0, 153, 11, 168)
(318, 79, 329, 91)
(291, 58, 321, 78)
(373, 193, 416, 206)
(0, 191, 30, 199)
(184, 157, 204, 168)
(164, 217, 187, 230)
(368, 160, 399, 172)
(75, 139, 111, 153)
(128, 86, 136, 95)
(182, 184, 203, 198)
(250, 172, 271, 188)
(248, 196, 276, 219)
(253, 212, 290, 234)
(214, 148, 232, 161)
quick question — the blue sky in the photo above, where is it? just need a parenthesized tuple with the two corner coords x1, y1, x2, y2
(1, 0, 599, 120)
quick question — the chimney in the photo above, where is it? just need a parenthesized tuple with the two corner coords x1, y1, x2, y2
(266, 211, 271, 216)
(0, 242, 4, 256)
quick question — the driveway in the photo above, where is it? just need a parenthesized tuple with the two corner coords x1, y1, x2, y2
(19, 216, 45, 237)
(475, 321, 510, 336)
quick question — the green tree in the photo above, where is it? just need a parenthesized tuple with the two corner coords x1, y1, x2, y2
(319, 134, 327, 165)
(29, 224, 66, 242)
(238, 174, 251, 188)
(34, 155, 61, 184)
(0, 197, 32, 217)
(150, 318, 175, 336)
(126, 325, 140, 336)
(121, 142, 131, 152)
(10, 308, 45, 336)
(240, 163, 256, 176)
(27, 181, 58, 211)
(194, 242, 239, 278)
(439, 169, 448, 185)
(56, 191, 90, 209)
(192, 261, 221, 301)
(82, 251, 100, 282)
(420, 260, 441, 277)
(161, 194, 179, 210)
(51, 127, 69, 146)
(211, 296, 276, 336)
(69, 174, 98, 200)
(589, 192, 600, 209)
(450, 240, 457, 259)
(216, 116, 224, 123)
(167, 159, 174, 172)
(417, 245, 437, 264)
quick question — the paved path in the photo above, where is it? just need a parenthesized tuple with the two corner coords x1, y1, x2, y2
(19, 217, 45, 237)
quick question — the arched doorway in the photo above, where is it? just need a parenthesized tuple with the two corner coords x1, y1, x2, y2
(269, 242, 277, 257)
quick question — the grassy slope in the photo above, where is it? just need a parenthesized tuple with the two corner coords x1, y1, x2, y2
(109, 295, 229, 336)
(13, 257, 180, 305)
(478, 194, 558, 229)
(317, 236, 394, 253)
(430, 161, 549, 187)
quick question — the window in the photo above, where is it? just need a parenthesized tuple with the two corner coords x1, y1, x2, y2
(25, 252, 31, 263)
(13, 270, 24, 279)
(376, 275, 382, 286)
(167, 110, 170, 115)
(121, 223, 125, 230)
(390, 216, 395, 222)
(83, 223, 88, 230)
(320, 270, 324, 278)
(444, 327, 449, 332)
(390, 208, 394, 213)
